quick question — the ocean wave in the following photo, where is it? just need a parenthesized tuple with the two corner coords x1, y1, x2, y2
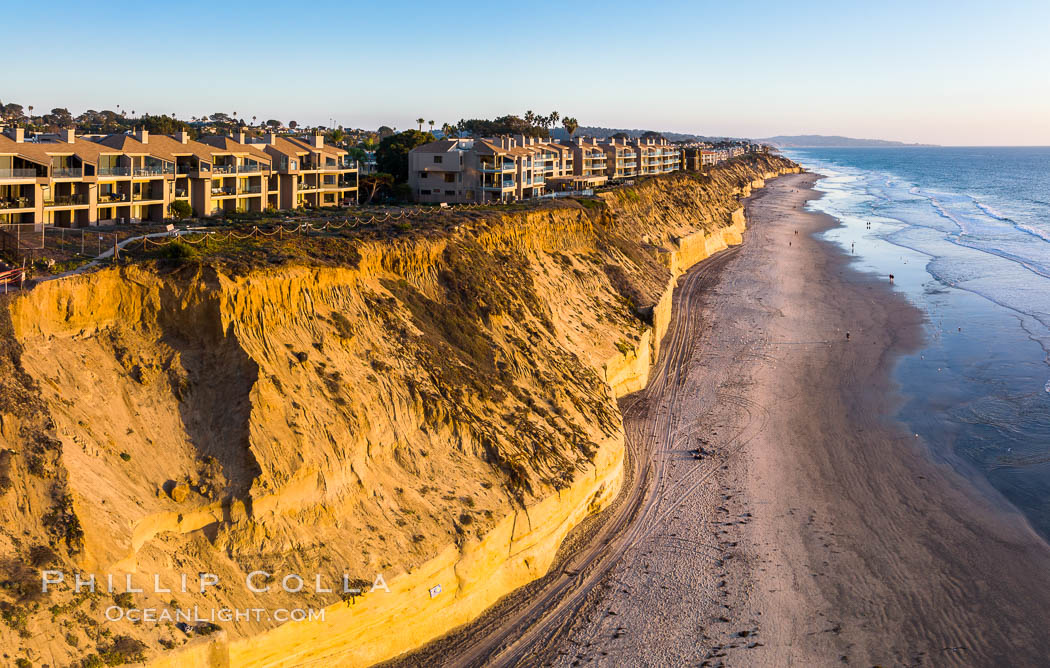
(973, 199, 1012, 222)
(925, 194, 971, 234)
(1016, 223, 1050, 244)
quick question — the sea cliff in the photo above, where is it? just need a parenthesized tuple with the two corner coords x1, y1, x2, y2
(0, 155, 798, 667)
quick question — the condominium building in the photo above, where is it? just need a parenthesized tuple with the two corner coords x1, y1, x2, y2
(0, 127, 357, 227)
(600, 138, 638, 180)
(631, 138, 681, 176)
(409, 134, 690, 204)
(409, 136, 578, 204)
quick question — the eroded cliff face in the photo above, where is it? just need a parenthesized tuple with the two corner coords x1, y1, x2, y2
(0, 155, 798, 667)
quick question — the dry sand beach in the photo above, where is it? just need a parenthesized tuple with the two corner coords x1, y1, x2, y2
(391, 173, 1050, 668)
(523, 173, 1050, 667)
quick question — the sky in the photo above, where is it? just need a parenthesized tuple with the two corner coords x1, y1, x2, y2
(3, 0, 1049, 145)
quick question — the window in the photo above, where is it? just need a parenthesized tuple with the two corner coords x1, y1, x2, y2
(418, 171, 428, 179)
(444, 173, 455, 183)
(445, 190, 455, 196)
(434, 156, 443, 164)
(420, 189, 431, 195)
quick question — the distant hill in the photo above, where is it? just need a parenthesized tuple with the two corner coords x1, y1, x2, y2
(757, 135, 935, 148)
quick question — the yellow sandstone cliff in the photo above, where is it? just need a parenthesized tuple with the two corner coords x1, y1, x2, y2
(0, 155, 798, 667)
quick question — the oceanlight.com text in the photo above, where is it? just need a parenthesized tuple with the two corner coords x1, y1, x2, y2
(104, 605, 326, 624)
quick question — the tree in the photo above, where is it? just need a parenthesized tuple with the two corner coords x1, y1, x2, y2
(549, 111, 560, 131)
(428, 120, 435, 133)
(169, 200, 193, 219)
(562, 117, 579, 140)
(441, 123, 456, 139)
(641, 130, 664, 141)
(289, 120, 298, 129)
(524, 110, 535, 126)
(376, 130, 435, 184)
(266, 119, 281, 129)
(359, 172, 395, 204)
(416, 117, 425, 131)
(252, 115, 257, 127)
(376, 126, 394, 139)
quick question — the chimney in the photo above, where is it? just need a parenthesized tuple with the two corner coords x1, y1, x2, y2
(134, 128, 149, 144)
(265, 132, 278, 145)
(6, 127, 25, 143)
(63, 128, 76, 143)
(311, 133, 324, 149)
(232, 131, 247, 144)
(174, 131, 189, 144)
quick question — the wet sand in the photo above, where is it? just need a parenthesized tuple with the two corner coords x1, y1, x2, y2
(527, 173, 1050, 667)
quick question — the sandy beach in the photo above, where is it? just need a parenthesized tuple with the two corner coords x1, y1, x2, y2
(511, 173, 1050, 667)
(390, 172, 1050, 668)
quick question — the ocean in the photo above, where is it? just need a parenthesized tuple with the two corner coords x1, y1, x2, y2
(783, 147, 1050, 540)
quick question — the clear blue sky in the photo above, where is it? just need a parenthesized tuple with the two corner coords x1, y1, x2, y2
(3, 0, 1048, 145)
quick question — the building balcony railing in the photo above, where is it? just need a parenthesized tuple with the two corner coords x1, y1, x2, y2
(51, 168, 83, 179)
(98, 193, 130, 203)
(0, 168, 39, 179)
(174, 189, 189, 198)
(212, 186, 237, 196)
(176, 165, 198, 175)
(482, 179, 515, 190)
(479, 164, 515, 173)
(240, 186, 263, 194)
(44, 194, 87, 206)
(135, 165, 175, 176)
(98, 166, 131, 177)
(237, 164, 268, 174)
(0, 198, 32, 209)
(212, 165, 237, 174)
(134, 191, 161, 201)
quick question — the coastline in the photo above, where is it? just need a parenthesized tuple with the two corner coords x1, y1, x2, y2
(515, 172, 1050, 666)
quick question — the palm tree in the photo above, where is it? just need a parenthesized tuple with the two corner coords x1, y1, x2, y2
(562, 117, 579, 140)
(416, 117, 425, 131)
(549, 111, 560, 130)
(252, 115, 257, 127)
(428, 120, 435, 133)
(524, 110, 536, 126)
(441, 123, 456, 139)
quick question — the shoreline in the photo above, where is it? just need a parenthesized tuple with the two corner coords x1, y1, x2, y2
(518, 172, 1050, 666)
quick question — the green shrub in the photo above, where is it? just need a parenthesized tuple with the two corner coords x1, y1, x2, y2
(168, 200, 192, 219)
(159, 240, 197, 259)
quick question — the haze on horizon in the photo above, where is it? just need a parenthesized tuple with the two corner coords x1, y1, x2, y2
(3, 0, 1048, 146)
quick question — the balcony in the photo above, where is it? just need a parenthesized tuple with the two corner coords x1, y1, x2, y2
(212, 186, 237, 196)
(99, 166, 131, 177)
(44, 194, 87, 207)
(479, 163, 515, 173)
(212, 165, 237, 174)
(0, 168, 38, 179)
(174, 188, 189, 198)
(483, 179, 515, 190)
(176, 165, 198, 175)
(240, 185, 263, 195)
(134, 165, 175, 176)
(237, 163, 267, 174)
(134, 191, 162, 202)
(51, 167, 83, 179)
(98, 192, 130, 203)
(0, 197, 32, 209)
